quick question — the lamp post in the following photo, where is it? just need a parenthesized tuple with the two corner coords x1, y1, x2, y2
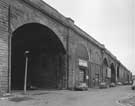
(24, 51, 29, 94)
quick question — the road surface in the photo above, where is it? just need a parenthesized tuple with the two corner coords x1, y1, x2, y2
(0, 85, 135, 106)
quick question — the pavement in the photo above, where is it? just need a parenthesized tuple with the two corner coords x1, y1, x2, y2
(0, 85, 135, 106)
(119, 95, 135, 106)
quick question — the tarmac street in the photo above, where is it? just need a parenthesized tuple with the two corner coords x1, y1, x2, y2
(0, 85, 135, 106)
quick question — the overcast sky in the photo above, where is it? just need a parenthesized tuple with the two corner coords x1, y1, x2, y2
(43, 0, 135, 74)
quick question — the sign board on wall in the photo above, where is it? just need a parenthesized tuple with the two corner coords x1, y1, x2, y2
(107, 67, 111, 78)
(79, 59, 88, 67)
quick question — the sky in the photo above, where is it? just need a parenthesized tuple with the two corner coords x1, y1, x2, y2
(43, 0, 135, 74)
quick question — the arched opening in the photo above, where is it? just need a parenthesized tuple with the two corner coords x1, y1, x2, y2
(11, 23, 66, 90)
(117, 66, 120, 81)
(102, 58, 109, 82)
(110, 63, 116, 83)
(127, 74, 130, 83)
(75, 44, 89, 60)
(75, 44, 89, 87)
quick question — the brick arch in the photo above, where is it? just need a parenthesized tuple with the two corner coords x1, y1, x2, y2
(102, 57, 109, 81)
(109, 61, 115, 67)
(103, 58, 109, 66)
(91, 50, 101, 64)
(110, 63, 116, 83)
(116, 64, 120, 81)
(11, 22, 67, 90)
(74, 42, 90, 87)
(12, 22, 66, 53)
(75, 42, 90, 61)
(11, 19, 66, 50)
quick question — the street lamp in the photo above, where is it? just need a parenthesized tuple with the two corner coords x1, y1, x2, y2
(24, 50, 29, 94)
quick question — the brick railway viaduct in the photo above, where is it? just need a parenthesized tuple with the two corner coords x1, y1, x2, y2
(0, 0, 132, 92)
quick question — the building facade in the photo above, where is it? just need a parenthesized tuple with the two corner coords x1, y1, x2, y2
(0, 0, 132, 92)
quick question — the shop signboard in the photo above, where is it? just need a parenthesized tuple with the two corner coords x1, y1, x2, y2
(79, 59, 88, 67)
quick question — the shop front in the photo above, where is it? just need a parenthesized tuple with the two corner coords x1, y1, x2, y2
(75, 59, 89, 90)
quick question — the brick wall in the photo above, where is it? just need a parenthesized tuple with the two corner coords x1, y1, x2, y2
(0, 0, 9, 92)
(68, 28, 103, 88)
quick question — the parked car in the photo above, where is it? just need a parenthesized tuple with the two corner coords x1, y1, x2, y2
(110, 82, 116, 87)
(123, 81, 129, 85)
(131, 80, 135, 90)
(99, 82, 107, 89)
(129, 81, 133, 85)
(75, 82, 88, 91)
(117, 82, 122, 86)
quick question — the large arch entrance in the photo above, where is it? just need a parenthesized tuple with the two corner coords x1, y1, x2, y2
(11, 23, 66, 90)
(75, 44, 89, 87)
(117, 66, 120, 81)
(110, 63, 116, 83)
(102, 58, 109, 82)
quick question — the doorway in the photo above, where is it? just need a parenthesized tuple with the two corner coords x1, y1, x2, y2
(110, 63, 116, 83)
